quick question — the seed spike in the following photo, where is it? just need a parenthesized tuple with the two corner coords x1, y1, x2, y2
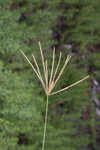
(54, 55, 71, 87)
(45, 60, 48, 92)
(20, 50, 46, 92)
(53, 52, 62, 82)
(38, 42, 47, 84)
(32, 54, 46, 89)
(20, 50, 39, 77)
(32, 54, 41, 77)
(49, 47, 55, 87)
(50, 75, 89, 95)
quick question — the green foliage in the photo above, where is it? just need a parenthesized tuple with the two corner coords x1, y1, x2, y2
(53, 0, 100, 48)
(0, 0, 99, 150)
(0, 61, 44, 149)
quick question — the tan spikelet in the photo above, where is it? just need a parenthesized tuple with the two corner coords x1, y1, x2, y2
(20, 42, 89, 96)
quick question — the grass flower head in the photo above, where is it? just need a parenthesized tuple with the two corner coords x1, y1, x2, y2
(20, 42, 89, 96)
(20, 42, 89, 150)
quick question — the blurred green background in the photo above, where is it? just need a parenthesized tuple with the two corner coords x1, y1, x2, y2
(0, 0, 100, 150)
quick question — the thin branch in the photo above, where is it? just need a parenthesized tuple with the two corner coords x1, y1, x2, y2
(20, 50, 46, 91)
(32, 54, 46, 89)
(49, 47, 55, 87)
(50, 75, 89, 95)
(45, 60, 48, 91)
(32, 54, 42, 77)
(39, 41, 47, 85)
(54, 55, 71, 87)
(20, 50, 39, 77)
(53, 52, 62, 82)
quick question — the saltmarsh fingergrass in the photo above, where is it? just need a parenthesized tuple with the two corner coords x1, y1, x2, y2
(20, 42, 89, 150)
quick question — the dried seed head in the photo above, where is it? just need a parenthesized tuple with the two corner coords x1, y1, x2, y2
(20, 42, 89, 96)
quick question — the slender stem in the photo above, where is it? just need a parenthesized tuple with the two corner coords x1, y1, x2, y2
(42, 95, 49, 150)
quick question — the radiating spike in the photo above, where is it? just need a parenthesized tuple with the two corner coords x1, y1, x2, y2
(49, 47, 55, 87)
(38, 42, 47, 84)
(32, 54, 41, 76)
(53, 52, 62, 82)
(45, 60, 48, 91)
(20, 50, 46, 92)
(53, 54, 71, 88)
(50, 75, 89, 95)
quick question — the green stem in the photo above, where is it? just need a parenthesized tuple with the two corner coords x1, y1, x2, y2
(42, 95, 49, 150)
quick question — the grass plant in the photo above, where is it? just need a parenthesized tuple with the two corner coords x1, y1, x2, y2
(20, 42, 89, 150)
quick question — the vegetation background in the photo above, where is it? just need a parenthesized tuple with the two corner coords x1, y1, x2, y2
(0, 0, 100, 150)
